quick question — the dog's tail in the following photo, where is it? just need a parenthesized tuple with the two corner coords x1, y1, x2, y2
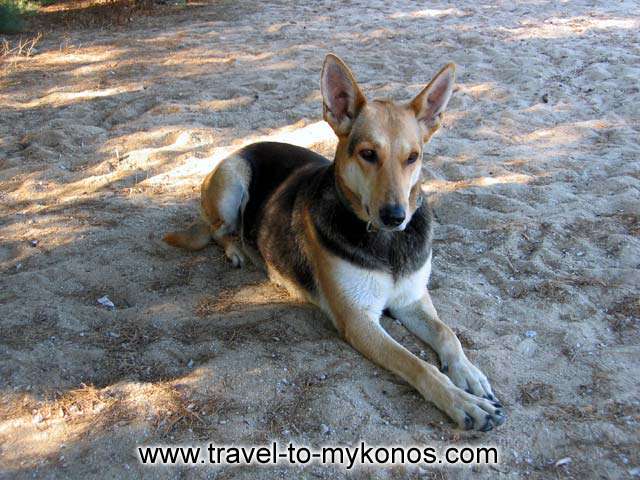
(163, 221, 211, 251)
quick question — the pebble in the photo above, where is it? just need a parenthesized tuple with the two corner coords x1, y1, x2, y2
(525, 330, 537, 338)
(187, 359, 194, 368)
(32, 413, 44, 424)
(97, 296, 115, 309)
(517, 338, 537, 357)
(555, 457, 571, 467)
(320, 423, 330, 435)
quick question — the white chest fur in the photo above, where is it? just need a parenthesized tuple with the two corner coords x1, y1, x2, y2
(319, 252, 432, 316)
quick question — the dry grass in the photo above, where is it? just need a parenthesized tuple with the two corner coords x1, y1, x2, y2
(0, 306, 58, 350)
(519, 381, 555, 405)
(0, 32, 42, 77)
(0, 384, 123, 431)
(194, 295, 219, 318)
(262, 371, 321, 439)
(608, 296, 640, 335)
(0, 31, 41, 58)
(32, 0, 158, 29)
(616, 212, 640, 237)
(85, 317, 166, 386)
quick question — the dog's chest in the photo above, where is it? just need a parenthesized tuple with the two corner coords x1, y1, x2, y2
(327, 252, 432, 313)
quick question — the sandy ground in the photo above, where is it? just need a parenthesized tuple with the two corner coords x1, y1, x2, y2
(1, 0, 639, 478)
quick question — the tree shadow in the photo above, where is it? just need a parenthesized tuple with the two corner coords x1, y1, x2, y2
(1, 1, 639, 478)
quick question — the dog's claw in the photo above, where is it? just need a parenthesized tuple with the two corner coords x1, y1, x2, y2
(480, 415, 494, 432)
(448, 389, 506, 432)
(464, 413, 474, 430)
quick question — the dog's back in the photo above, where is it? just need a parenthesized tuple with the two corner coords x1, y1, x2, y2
(239, 142, 330, 246)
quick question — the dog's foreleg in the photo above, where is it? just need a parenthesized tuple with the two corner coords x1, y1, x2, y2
(337, 307, 504, 431)
(389, 292, 500, 403)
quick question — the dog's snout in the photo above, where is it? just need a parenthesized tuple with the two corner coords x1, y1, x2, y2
(379, 204, 406, 228)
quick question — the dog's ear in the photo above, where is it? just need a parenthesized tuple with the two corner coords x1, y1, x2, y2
(321, 54, 366, 136)
(410, 63, 456, 142)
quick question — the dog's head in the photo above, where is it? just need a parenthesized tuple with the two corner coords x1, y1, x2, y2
(321, 54, 455, 231)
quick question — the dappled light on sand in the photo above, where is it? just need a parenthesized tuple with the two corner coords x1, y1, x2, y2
(1, 0, 639, 478)
(422, 173, 534, 195)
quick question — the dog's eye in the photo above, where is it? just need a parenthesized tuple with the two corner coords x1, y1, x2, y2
(407, 152, 419, 164)
(359, 149, 377, 163)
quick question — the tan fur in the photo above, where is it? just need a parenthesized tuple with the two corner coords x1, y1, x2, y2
(164, 154, 250, 267)
(336, 100, 424, 229)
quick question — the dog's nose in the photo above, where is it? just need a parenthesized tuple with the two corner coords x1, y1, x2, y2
(379, 204, 406, 227)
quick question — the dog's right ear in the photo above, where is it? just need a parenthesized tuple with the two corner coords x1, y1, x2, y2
(321, 54, 366, 137)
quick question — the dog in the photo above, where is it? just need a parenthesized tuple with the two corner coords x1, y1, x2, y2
(164, 54, 505, 431)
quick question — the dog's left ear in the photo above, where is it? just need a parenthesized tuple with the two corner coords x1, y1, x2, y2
(410, 63, 456, 142)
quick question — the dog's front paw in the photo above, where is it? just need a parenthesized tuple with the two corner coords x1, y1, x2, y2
(445, 387, 506, 432)
(441, 356, 497, 402)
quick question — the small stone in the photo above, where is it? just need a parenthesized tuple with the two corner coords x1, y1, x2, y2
(97, 296, 115, 309)
(32, 413, 44, 424)
(30, 240, 38, 247)
(542, 93, 549, 103)
(320, 423, 330, 435)
(555, 457, 571, 467)
(187, 359, 194, 368)
(525, 330, 537, 338)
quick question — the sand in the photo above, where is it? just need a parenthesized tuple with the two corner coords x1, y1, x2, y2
(0, 0, 639, 478)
